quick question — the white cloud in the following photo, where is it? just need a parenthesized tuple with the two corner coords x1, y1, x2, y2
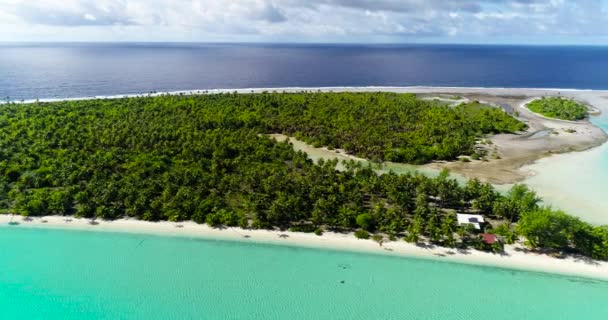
(83, 13, 96, 21)
(0, 0, 606, 43)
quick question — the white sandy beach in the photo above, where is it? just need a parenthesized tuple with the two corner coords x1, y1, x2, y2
(2, 214, 608, 281)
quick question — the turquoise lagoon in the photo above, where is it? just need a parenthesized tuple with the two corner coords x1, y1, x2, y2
(524, 114, 608, 225)
(1, 226, 607, 320)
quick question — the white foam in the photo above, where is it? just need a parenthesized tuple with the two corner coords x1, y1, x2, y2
(3, 85, 608, 105)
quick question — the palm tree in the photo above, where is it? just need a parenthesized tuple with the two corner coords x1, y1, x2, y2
(405, 226, 420, 243)
(405, 214, 424, 243)
(457, 224, 475, 247)
(505, 232, 518, 245)
(426, 211, 441, 243)
(441, 214, 456, 247)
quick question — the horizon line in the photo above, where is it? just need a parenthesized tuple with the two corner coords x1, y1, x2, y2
(1, 41, 608, 47)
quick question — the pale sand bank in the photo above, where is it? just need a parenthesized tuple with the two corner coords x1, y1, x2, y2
(421, 94, 607, 184)
(269, 133, 452, 180)
(2, 215, 608, 281)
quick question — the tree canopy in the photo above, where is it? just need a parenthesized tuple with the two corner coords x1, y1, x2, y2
(0, 92, 605, 260)
(518, 207, 608, 260)
(526, 97, 588, 121)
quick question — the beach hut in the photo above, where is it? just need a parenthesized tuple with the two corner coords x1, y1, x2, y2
(456, 214, 485, 230)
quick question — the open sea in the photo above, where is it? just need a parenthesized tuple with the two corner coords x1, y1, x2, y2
(3, 43, 608, 101)
(1, 226, 607, 320)
(2, 43, 608, 318)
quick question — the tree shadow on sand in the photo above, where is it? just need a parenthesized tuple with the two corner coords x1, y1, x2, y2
(515, 247, 600, 266)
(7, 214, 20, 226)
(456, 248, 472, 255)
(573, 255, 601, 266)
(415, 242, 436, 249)
(497, 251, 511, 257)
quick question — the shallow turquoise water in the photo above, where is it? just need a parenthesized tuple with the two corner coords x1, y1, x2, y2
(1, 227, 607, 320)
(524, 114, 608, 224)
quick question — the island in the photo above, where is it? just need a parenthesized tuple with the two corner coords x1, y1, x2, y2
(1, 90, 608, 278)
(526, 97, 589, 121)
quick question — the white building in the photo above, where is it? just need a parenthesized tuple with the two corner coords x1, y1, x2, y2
(457, 214, 485, 230)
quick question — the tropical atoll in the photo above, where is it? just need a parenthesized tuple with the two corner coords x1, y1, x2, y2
(0, 92, 606, 260)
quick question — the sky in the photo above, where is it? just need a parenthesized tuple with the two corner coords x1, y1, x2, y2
(1, 0, 607, 44)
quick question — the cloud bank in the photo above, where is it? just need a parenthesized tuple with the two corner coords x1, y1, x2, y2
(0, 0, 607, 43)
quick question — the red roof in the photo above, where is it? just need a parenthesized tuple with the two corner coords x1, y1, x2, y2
(481, 233, 498, 245)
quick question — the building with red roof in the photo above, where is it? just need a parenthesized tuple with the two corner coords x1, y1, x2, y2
(481, 233, 499, 245)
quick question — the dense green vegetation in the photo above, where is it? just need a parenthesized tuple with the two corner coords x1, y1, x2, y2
(526, 97, 588, 121)
(0, 92, 606, 260)
(283, 96, 525, 163)
(518, 208, 608, 260)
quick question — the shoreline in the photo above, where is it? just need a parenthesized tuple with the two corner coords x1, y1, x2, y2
(420, 92, 608, 184)
(520, 97, 600, 123)
(4, 85, 608, 105)
(3, 214, 608, 281)
(520, 142, 608, 225)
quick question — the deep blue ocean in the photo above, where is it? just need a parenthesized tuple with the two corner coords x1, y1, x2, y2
(2, 43, 608, 101)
